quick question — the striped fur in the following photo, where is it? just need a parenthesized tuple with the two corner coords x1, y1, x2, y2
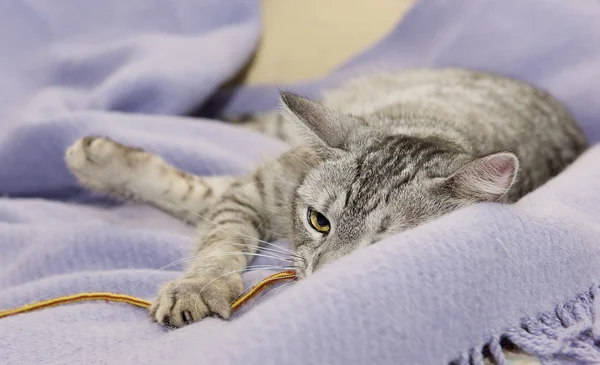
(65, 68, 587, 328)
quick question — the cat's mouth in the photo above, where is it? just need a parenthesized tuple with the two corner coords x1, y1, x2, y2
(291, 259, 308, 280)
(291, 247, 315, 279)
(293, 270, 306, 280)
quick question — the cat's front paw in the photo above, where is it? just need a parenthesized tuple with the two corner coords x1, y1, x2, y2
(150, 274, 244, 327)
(65, 136, 147, 192)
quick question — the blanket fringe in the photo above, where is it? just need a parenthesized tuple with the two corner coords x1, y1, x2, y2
(453, 342, 506, 365)
(506, 286, 600, 364)
(451, 286, 600, 364)
(487, 336, 507, 365)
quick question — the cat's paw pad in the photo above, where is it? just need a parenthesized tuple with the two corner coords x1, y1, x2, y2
(150, 274, 244, 327)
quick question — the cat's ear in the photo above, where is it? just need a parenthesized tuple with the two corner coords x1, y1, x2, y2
(280, 91, 358, 148)
(446, 152, 519, 202)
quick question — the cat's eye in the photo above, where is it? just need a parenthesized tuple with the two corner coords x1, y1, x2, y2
(307, 207, 330, 233)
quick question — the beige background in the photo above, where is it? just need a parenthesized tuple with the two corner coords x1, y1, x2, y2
(239, 0, 414, 85)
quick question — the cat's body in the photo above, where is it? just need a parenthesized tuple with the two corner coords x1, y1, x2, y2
(65, 68, 587, 327)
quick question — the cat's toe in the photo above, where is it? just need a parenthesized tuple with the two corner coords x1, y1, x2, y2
(151, 275, 243, 327)
(81, 136, 118, 165)
(65, 137, 90, 171)
(65, 136, 121, 170)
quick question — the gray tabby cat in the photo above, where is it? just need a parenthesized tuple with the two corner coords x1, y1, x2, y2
(64, 68, 587, 328)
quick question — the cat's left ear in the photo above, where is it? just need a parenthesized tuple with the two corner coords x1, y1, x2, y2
(445, 152, 519, 202)
(280, 92, 360, 148)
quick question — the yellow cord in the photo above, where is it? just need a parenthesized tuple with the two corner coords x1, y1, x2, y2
(0, 270, 296, 319)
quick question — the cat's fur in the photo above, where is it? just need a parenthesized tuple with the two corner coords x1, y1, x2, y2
(65, 68, 587, 327)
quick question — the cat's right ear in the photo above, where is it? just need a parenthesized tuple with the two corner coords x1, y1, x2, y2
(444, 152, 519, 202)
(280, 91, 359, 149)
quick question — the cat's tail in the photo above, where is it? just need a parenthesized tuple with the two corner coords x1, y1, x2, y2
(65, 136, 236, 225)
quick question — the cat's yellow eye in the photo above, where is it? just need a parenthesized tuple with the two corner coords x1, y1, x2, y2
(307, 208, 330, 233)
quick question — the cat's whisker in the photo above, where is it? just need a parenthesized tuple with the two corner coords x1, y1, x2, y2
(218, 240, 297, 260)
(266, 280, 295, 299)
(130, 253, 293, 290)
(184, 251, 293, 265)
(176, 201, 270, 243)
(175, 201, 298, 256)
(245, 243, 290, 258)
(203, 267, 296, 305)
(248, 278, 296, 307)
(285, 152, 311, 169)
(199, 265, 295, 298)
(131, 192, 298, 258)
(245, 235, 297, 256)
(83, 174, 296, 258)
(190, 234, 293, 257)
(187, 265, 295, 313)
(193, 239, 297, 261)
(223, 238, 301, 260)
(222, 180, 300, 199)
(228, 276, 295, 310)
(254, 202, 295, 236)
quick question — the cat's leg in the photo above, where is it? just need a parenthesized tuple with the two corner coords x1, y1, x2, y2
(65, 136, 235, 224)
(151, 179, 272, 325)
(150, 149, 310, 326)
(223, 111, 302, 145)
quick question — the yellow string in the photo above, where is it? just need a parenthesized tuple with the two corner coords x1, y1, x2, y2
(0, 270, 296, 319)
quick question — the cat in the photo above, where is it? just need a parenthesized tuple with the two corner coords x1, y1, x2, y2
(64, 68, 588, 328)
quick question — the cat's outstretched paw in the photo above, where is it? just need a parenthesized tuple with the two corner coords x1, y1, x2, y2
(65, 136, 148, 193)
(150, 274, 244, 327)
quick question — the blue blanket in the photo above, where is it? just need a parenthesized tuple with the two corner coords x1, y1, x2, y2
(2, 0, 600, 364)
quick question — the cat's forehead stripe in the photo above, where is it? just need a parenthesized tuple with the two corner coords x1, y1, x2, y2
(342, 135, 458, 210)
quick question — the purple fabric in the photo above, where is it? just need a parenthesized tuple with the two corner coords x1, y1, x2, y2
(1, 0, 600, 364)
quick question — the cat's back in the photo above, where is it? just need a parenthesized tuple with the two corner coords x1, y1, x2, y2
(323, 68, 560, 124)
(324, 68, 586, 152)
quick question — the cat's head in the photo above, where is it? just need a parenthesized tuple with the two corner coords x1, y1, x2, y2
(280, 92, 519, 277)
